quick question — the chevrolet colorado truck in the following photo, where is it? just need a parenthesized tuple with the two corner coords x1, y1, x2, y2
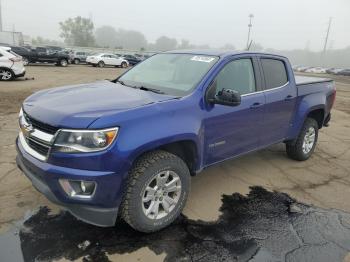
(16, 50, 336, 232)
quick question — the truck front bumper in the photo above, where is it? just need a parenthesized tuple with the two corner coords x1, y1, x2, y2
(16, 138, 121, 227)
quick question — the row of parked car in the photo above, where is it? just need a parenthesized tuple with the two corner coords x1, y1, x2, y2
(1, 44, 152, 68)
(293, 65, 350, 76)
(0, 44, 156, 81)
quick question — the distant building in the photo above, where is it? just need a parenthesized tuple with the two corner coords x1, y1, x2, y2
(0, 31, 24, 46)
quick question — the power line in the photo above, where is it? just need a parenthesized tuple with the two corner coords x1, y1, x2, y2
(246, 14, 254, 50)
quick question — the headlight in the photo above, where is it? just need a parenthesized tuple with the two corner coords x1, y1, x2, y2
(53, 128, 118, 153)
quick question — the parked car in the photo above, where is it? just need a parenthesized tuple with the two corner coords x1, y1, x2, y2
(8, 46, 32, 65)
(71, 51, 90, 64)
(306, 67, 327, 74)
(16, 50, 336, 232)
(14, 46, 70, 66)
(326, 68, 343, 75)
(295, 66, 310, 72)
(0, 46, 25, 80)
(119, 54, 142, 65)
(86, 53, 129, 68)
(338, 69, 350, 76)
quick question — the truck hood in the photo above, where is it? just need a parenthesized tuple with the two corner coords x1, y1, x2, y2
(23, 80, 176, 129)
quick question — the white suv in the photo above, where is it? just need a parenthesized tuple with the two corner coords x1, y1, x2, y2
(0, 46, 25, 81)
(86, 53, 129, 68)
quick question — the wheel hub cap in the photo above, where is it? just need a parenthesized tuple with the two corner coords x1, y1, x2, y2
(0, 70, 11, 80)
(141, 170, 182, 220)
(302, 127, 316, 154)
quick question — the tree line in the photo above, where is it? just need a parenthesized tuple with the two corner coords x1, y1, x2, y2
(33, 16, 350, 68)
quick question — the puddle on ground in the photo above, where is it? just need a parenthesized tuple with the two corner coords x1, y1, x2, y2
(1, 186, 350, 262)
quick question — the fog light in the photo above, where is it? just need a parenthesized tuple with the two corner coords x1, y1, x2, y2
(59, 179, 96, 199)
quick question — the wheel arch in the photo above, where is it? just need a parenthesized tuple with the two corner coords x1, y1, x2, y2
(129, 138, 200, 176)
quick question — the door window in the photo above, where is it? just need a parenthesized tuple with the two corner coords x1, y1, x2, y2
(214, 59, 256, 95)
(261, 59, 288, 89)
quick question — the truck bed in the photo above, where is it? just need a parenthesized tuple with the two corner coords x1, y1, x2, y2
(295, 75, 332, 86)
(295, 75, 334, 97)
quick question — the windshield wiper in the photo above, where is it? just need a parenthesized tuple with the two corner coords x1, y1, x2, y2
(117, 80, 165, 94)
(134, 86, 165, 94)
(116, 80, 127, 86)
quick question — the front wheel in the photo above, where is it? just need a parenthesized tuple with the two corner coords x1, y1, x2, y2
(121, 150, 190, 233)
(286, 118, 319, 161)
(98, 61, 105, 68)
(121, 62, 127, 68)
(73, 58, 80, 65)
(22, 57, 29, 66)
(0, 68, 14, 81)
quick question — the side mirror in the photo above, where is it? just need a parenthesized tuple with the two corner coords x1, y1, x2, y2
(207, 88, 241, 107)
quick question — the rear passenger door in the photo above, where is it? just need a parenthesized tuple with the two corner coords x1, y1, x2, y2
(259, 57, 297, 146)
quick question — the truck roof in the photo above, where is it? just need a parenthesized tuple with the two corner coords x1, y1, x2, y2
(165, 49, 288, 59)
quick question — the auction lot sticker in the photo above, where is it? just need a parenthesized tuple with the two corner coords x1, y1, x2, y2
(191, 56, 215, 63)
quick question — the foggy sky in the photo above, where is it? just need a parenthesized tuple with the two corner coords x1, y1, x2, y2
(2, 0, 349, 51)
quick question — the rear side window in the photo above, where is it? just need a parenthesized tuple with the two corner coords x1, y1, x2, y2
(261, 58, 288, 89)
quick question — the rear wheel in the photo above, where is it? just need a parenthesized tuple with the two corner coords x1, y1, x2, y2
(0, 68, 14, 81)
(98, 61, 105, 68)
(121, 62, 127, 68)
(286, 118, 319, 161)
(59, 59, 68, 67)
(73, 58, 80, 65)
(121, 150, 190, 232)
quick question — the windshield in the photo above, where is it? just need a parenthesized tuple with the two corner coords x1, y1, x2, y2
(118, 53, 218, 96)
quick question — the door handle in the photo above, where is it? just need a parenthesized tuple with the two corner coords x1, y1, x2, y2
(284, 95, 294, 101)
(250, 102, 263, 109)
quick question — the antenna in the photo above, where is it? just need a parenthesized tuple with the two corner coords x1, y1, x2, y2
(246, 14, 254, 50)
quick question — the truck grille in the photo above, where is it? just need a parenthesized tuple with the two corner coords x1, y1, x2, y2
(20, 111, 57, 161)
(27, 138, 50, 156)
(24, 112, 58, 135)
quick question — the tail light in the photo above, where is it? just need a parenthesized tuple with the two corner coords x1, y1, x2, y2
(10, 57, 22, 62)
(330, 89, 336, 109)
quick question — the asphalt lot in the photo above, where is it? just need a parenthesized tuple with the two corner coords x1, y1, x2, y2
(0, 65, 350, 261)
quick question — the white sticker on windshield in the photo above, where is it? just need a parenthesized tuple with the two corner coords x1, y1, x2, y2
(191, 56, 215, 63)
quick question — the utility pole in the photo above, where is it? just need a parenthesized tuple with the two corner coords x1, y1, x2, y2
(0, 0, 3, 31)
(323, 17, 332, 54)
(246, 14, 254, 50)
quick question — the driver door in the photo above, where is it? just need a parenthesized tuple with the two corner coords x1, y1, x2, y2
(203, 56, 265, 165)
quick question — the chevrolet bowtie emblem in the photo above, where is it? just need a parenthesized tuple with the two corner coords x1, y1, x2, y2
(20, 116, 34, 137)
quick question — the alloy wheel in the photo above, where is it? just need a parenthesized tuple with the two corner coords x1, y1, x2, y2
(141, 170, 182, 220)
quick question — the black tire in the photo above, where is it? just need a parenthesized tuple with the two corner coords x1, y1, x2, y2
(92, 64, 97, 67)
(286, 118, 319, 161)
(22, 57, 29, 66)
(73, 58, 80, 65)
(121, 62, 127, 68)
(98, 61, 105, 68)
(0, 68, 14, 81)
(59, 59, 68, 67)
(121, 150, 190, 233)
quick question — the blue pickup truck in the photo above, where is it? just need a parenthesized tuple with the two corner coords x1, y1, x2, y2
(16, 50, 336, 232)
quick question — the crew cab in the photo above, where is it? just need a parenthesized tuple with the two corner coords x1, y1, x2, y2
(16, 50, 336, 232)
(15, 46, 70, 66)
